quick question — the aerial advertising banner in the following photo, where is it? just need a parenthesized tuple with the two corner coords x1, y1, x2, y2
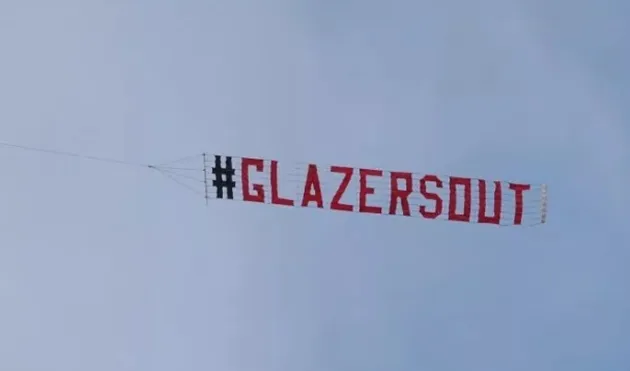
(158, 154, 547, 227)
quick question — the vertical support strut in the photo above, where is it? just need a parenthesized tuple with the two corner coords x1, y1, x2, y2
(540, 184, 548, 224)
(202, 152, 208, 205)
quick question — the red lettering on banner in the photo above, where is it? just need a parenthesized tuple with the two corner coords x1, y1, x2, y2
(241, 157, 265, 203)
(389, 172, 412, 216)
(509, 183, 530, 225)
(270, 160, 294, 206)
(478, 180, 502, 224)
(330, 166, 353, 212)
(448, 176, 472, 222)
(419, 175, 443, 219)
(301, 164, 323, 208)
(359, 168, 383, 214)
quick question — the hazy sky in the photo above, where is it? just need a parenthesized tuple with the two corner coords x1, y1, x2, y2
(1, 1, 628, 370)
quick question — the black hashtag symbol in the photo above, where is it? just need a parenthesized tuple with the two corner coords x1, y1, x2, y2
(211, 155, 236, 199)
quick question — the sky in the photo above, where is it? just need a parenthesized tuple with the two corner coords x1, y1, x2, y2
(0, 1, 629, 370)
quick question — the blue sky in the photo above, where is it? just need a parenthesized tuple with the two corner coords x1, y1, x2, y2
(0, 1, 628, 370)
